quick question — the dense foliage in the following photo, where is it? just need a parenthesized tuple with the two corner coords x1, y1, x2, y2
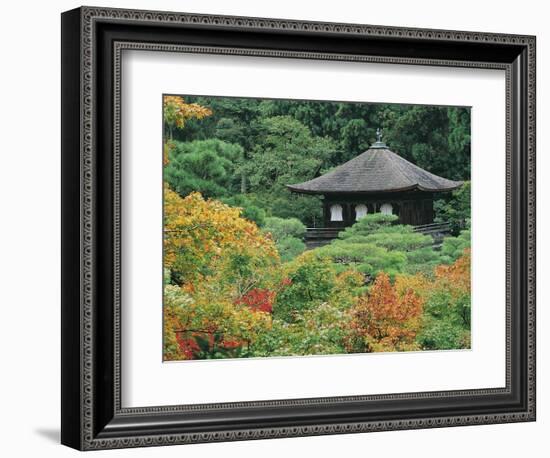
(262, 217, 307, 262)
(164, 196, 471, 360)
(434, 181, 471, 235)
(166, 95, 470, 226)
(161, 96, 472, 360)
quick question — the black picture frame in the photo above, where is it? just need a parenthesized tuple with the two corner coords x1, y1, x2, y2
(61, 6, 536, 450)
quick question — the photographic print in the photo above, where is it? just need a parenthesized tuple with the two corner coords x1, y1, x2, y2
(162, 95, 471, 361)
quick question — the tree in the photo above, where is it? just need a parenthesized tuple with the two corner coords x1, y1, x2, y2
(340, 118, 372, 161)
(416, 250, 471, 350)
(164, 139, 243, 199)
(163, 189, 281, 360)
(220, 194, 267, 226)
(434, 181, 471, 235)
(274, 253, 338, 323)
(163, 188, 278, 285)
(163, 284, 273, 360)
(275, 237, 307, 262)
(246, 192, 323, 227)
(262, 216, 306, 242)
(381, 106, 471, 180)
(249, 264, 363, 357)
(439, 228, 471, 264)
(163, 95, 212, 141)
(345, 272, 424, 353)
(244, 116, 336, 192)
(233, 116, 337, 225)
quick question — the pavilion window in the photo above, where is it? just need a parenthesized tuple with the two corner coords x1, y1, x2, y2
(329, 204, 343, 221)
(355, 204, 368, 220)
(380, 203, 393, 215)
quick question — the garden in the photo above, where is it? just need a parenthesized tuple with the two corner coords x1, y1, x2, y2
(162, 95, 472, 360)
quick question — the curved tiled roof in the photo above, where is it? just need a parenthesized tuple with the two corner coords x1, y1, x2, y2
(287, 146, 462, 194)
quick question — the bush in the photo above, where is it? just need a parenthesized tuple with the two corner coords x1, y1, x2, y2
(416, 316, 470, 350)
(260, 216, 308, 262)
(244, 192, 323, 228)
(262, 216, 306, 241)
(277, 237, 306, 262)
(439, 228, 471, 263)
(221, 194, 266, 226)
(315, 241, 407, 279)
(345, 272, 423, 353)
(249, 302, 349, 357)
(274, 253, 337, 322)
(338, 213, 398, 237)
(314, 214, 440, 279)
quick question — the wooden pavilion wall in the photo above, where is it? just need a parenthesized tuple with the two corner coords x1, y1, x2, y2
(322, 191, 437, 227)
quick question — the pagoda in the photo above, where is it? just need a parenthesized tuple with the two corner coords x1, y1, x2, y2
(287, 129, 462, 228)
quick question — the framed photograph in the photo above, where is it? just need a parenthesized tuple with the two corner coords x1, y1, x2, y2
(61, 6, 536, 450)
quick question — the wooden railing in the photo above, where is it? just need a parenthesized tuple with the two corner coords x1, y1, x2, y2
(304, 227, 342, 248)
(412, 222, 451, 235)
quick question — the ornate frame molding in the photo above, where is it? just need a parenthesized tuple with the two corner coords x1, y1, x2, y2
(61, 6, 536, 450)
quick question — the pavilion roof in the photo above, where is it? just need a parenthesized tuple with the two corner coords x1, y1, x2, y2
(287, 145, 462, 195)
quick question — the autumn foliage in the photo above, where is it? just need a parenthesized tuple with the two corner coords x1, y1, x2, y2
(163, 189, 279, 360)
(236, 288, 276, 314)
(163, 96, 212, 137)
(345, 272, 423, 353)
(163, 191, 472, 360)
(164, 188, 278, 284)
(163, 96, 213, 165)
(435, 248, 471, 294)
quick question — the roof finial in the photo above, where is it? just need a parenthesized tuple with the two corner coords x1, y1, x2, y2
(371, 127, 387, 148)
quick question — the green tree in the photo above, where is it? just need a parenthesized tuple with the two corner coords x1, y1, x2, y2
(382, 106, 471, 180)
(244, 116, 336, 193)
(236, 116, 336, 225)
(416, 251, 471, 350)
(340, 118, 372, 161)
(220, 194, 267, 226)
(439, 228, 471, 264)
(434, 181, 471, 235)
(164, 139, 243, 198)
(274, 253, 337, 323)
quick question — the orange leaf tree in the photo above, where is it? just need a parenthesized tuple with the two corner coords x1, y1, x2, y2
(345, 272, 424, 353)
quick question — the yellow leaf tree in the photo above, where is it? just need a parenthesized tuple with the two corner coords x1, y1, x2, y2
(163, 95, 213, 165)
(163, 95, 212, 141)
(163, 188, 280, 360)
